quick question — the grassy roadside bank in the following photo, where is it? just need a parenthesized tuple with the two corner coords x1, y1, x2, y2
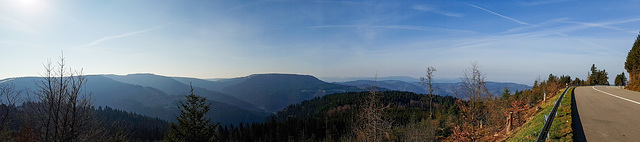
(506, 87, 574, 141)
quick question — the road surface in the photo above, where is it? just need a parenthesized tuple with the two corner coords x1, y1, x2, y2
(574, 86, 640, 141)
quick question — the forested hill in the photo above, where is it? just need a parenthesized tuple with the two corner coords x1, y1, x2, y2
(1, 76, 270, 125)
(104, 74, 259, 112)
(95, 106, 169, 141)
(273, 91, 458, 121)
(337, 80, 531, 96)
(220, 74, 363, 112)
(4, 104, 169, 141)
(217, 91, 461, 141)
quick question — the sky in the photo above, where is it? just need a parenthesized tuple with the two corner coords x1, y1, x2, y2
(1, 0, 639, 85)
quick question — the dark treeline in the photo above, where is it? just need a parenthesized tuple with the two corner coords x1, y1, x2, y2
(95, 106, 169, 141)
(0, 54, 613, 141)
(588, 64, 610, 85)
(0, 55, 169, 141)
(216, 91, 459, 141)
(215, 71, 586, 141)
(0, 103, 168, 141)
(626, 33, 640, 90)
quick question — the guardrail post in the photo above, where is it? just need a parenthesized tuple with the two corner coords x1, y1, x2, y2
(507, 111, 513, 132)
(544, 115, 549, 140)
(536, 86, 571, 142)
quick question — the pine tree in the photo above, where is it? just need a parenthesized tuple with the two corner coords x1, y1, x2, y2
(588, 64, 609, 85)
(500, 87, 511, 101)
(615, 72, 628, 86)
(166, 84, 218, 142)
(600, 69, 609, 85)
(626, 33, 640, 91)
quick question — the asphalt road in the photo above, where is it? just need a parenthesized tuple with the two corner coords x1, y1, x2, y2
(574, 86, 640, 141)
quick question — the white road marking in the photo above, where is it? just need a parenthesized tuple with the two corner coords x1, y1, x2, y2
(592, 86, 640, 105)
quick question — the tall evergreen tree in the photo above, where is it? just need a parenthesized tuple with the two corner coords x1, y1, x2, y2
(166, 84, 218, 142)
(588, 64, 609, 85)
(589, 64, 598, 85)
(615, 72, 628, 86)
(559, 75, 571, 86)
(575, 78, 585, 85)
(626, 33, 640, 91)
(500, 87, 511, 101)
(600, 69, 610, 85)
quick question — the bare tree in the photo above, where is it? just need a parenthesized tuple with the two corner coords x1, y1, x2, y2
(418, 66, 438, 142)
(420, 66, 437, 118)
(456, 62, 493, 140)
(403, 119, 437, 142)
(28, 55, 105, 141)
(462, 62, 492, 100)
(353, 80, 392, 142)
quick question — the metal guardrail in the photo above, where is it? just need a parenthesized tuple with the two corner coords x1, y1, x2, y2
(536, 86, 571, 142)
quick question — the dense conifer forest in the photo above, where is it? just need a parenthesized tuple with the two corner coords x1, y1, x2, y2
(0, 58, 583, 141)
(215, 71, 578, 141)
(217, 91, 459, 141)
(0, 104, 168, 141)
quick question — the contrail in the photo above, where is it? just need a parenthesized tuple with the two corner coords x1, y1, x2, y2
(79, 27, 158, 48)
(79, 20, 185, 48)
(465, 3, 530, 25)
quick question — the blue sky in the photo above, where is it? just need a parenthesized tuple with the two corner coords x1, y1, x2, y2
(1, 0, 639, 85)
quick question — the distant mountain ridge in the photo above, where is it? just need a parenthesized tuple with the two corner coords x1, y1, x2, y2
(320, 76, 461, 83)
(320, 76, 420, 83)
(0, 75, 270, 125)
(0, 73, 364, 124)
(172, 76, 247, 92)
(0, 73, 530, 126)
(220, 74, 363, 112)
(104, 74, 259, 112)
(338, 79, 531, 96)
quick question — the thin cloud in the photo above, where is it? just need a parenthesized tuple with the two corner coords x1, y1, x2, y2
(412, 5, 464, 17)
(465, 3, 530, 25)
(441, 18, 640, 55)
(452, 18, 640, 56)
(79, 21, 183, 48)
(505, 18, 640, 38)
(0, 39, 44, 49)
(575, 38, 619, 55)
(312, 25, 478, 43)
(518, 0, 574, 6)
(375, 25, 476, 33)
(564, 18, 640, 34)
(79, 27, 157, 48)
(312, 1, 370, 6)
(502, 17, 570, 34)
(311, 25, 475, 33)
(0, 16, 39, 35)
(565, 21, 629, 33)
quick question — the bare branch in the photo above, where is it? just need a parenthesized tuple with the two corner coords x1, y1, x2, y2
(27, 54, 105, 141)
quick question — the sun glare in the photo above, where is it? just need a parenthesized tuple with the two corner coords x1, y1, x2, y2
(12, 0, 47, 15)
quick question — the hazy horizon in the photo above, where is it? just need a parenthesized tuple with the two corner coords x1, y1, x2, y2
(2, 0, 637, 85)
(0, 72, 544, 86)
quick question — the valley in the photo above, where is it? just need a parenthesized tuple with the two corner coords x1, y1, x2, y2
(0, 73, 530, 125)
